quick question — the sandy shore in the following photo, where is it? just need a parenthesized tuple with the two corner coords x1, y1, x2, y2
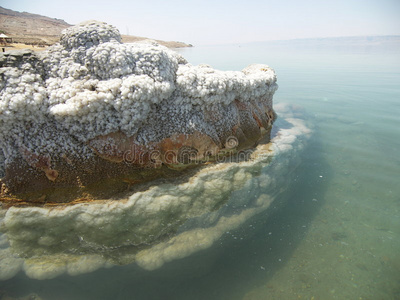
(1, 43, 48, 52)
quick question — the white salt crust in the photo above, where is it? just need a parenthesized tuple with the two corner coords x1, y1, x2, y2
(0, 21, 277, 168)
(0, 107, 311, 280)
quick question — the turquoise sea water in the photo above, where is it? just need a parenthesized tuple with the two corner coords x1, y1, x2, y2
(2, 38, 400, 299)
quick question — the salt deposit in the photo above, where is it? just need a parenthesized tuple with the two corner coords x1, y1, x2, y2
(0, 20, 310, 280)
(0, 20, 276, 159)
(0, 106, 311, 279)
(0, 21, 278, 203)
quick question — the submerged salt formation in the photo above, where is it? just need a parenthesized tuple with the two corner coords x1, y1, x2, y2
(0, 21, 277, 204)
(0, 21, 311, 281)
(0, 104, 311, 280)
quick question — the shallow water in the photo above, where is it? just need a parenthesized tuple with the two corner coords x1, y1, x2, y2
(1, 38, 400, 299)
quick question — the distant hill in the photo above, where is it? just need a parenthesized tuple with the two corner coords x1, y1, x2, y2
(0, 6, 191, 48)
(0, 6, 70, 45)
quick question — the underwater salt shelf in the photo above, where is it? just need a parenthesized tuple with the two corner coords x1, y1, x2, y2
(0, 104, 311, 280)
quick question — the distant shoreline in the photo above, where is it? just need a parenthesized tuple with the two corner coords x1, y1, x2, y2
(2, 34, 193, 53)
(121, 35, 192, 48)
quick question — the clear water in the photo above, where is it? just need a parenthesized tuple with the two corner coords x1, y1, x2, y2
(2, 39, 400, 299)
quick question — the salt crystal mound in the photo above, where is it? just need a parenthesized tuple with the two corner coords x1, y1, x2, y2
(0, 105, 312, 280)
(0, 20, 278, 204)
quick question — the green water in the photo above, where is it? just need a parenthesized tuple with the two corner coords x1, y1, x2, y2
(2, 39, 400, 299)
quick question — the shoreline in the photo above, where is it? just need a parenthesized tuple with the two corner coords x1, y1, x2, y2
(2, 42, 48, 52)
(1, 35, 192, 53)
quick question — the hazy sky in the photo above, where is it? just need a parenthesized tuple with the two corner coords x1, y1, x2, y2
(2, 0, 400, 45)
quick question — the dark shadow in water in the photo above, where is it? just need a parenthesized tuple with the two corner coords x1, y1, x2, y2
(1, 126, 333, 300)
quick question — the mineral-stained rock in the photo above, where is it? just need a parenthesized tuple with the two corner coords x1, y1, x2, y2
(0, 106, 311, 280)
(0, 20, 277, 205)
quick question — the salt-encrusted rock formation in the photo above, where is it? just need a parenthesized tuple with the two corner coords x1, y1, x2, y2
(0, 21, 278, 205)
(0, 21, 314, 281)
